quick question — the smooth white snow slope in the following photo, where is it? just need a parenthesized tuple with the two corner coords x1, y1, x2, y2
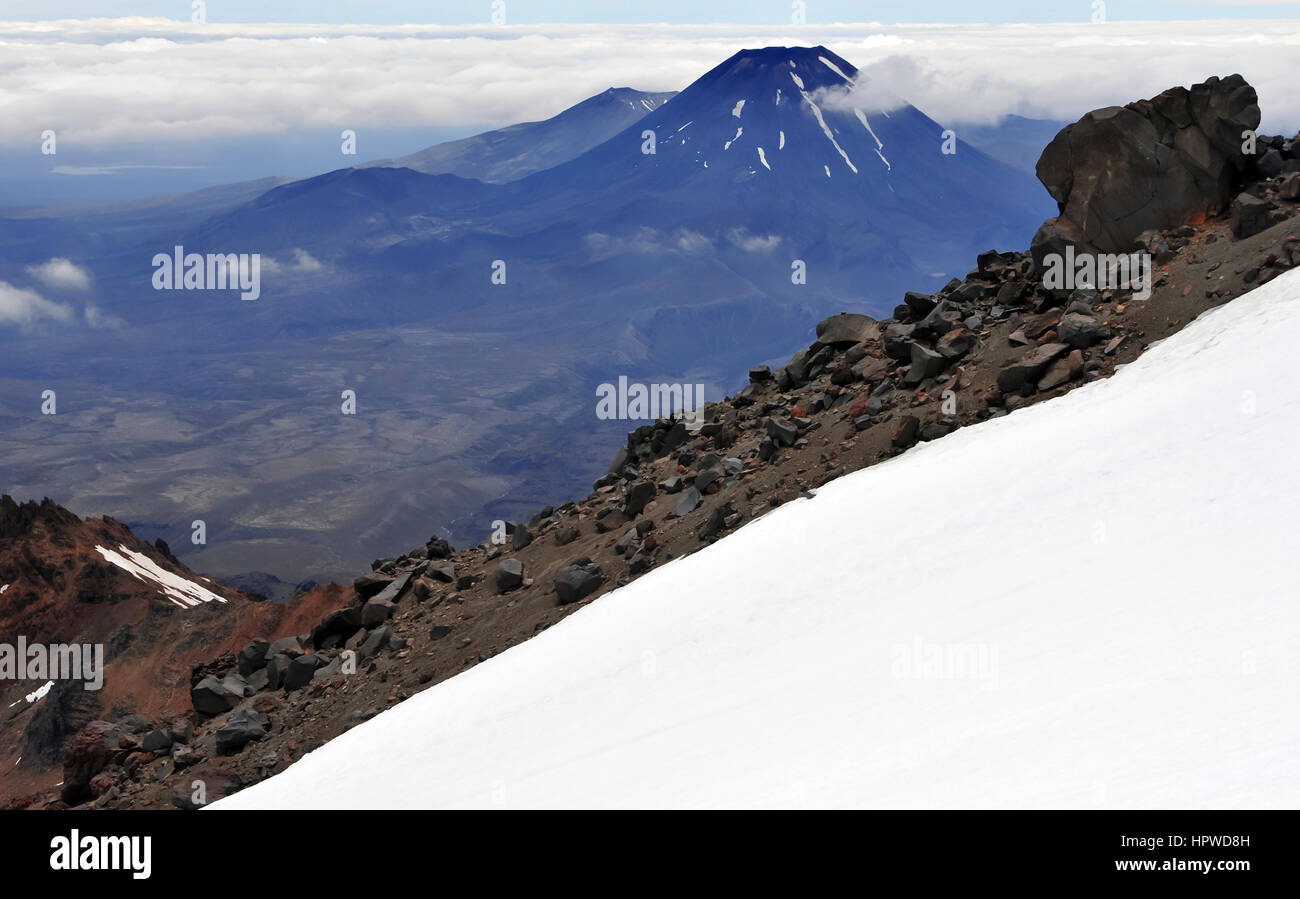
(217, 270, 1300, 810)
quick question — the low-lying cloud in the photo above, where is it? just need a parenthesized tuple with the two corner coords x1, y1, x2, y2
(0, 281, 76, 327)
(1, 18, 1297, 154)
(262, 249, 325, 274)
(26, 257, 92, 290)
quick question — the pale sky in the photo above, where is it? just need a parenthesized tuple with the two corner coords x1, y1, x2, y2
(4, 1, 1299, 23)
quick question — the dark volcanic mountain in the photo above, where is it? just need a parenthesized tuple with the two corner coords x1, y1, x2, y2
(366, 87, 677, 183)
(190, 46, 1051, 351)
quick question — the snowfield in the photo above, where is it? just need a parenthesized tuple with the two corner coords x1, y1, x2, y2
(94, 544, 227, 608)
(216, 270, 1300, 809)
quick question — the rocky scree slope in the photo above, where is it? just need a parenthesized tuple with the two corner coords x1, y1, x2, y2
(26, 74, 1300, 810)
(0, 496, 345, 808)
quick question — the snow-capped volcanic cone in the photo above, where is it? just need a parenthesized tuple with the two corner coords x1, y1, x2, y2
(569, 46, 907, 183)
(488, 45, 1051, 301)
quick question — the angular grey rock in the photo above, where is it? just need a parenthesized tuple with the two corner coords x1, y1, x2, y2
(765, 416, 798, 448)
(851, 355, 888, 384)
(236, 637, 270, 677)
(266, 653, 293, 690)
(269, 635, 304, 657)
(906, 342, 948, 385)
(1057, 312, 1113, 348)
(141, 729, 173, 753)
(675, 488, 703, 517)
(283, 653, 323, 691)
(352, 573, 394, 600)
(370, 570, 414, 603)
(659, 475, 683, 494)
(310, 606, 364, 650)
(903, 291, 937, 316)
(215, 707, 270, 754)
(1230, 192, 1272, 239)
(359, 624, 392, 660)
(495, 558, 524, 592)
(361, 596, 395, 628)
(426, 560, 455, 584)
(191, 675, 247, 716)
(624, 479, 656, 517)
(555, 560, 604, 605)
(312, 655, 343, 680)
(996, 343, 1071, 394)
(816, 312, 880, 348)
(512, 524, 533, 550)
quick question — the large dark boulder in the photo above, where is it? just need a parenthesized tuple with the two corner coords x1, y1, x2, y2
(997, 343, 1071, 394)
(215, 707, 270, 754)
(1031, 75, 1260, 269)
(1230, 192, 1273, 239)
(236, 637, 270, 677)
(191, 674, 249, 715)
(283, 653, 325, 691)
(623, 479, 657, 517)
(555, 560, 604, 605)
(352, 573, 394, 600)
(310, 606, 364, 650)
(495, 558, 524, 592)
(815, 313, 879, 348)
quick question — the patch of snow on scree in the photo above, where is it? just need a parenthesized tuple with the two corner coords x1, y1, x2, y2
(215, 270, 1300, 810)
(95, 545, 227, 608)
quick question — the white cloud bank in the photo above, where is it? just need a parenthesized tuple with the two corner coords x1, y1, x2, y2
(0, 281, 76, 327)
(0, 18, 1296, 151)
(261, 248, 325, 273)
(26, 257, 92, 290)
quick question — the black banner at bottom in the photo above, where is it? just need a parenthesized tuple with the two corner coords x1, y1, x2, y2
(0, 810, 1290, 888)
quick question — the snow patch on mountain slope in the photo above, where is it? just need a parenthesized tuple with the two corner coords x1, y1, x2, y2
(732, 99, 745, 118)
(819, 55, 854, 83)
(216, 269, 1300, 811)
(854, 109, 891, 171)
(724, 127, 742, 150)
(94, 545, 227, 609)
(796, 82, 857, 174)
(6, 681, 53, 709)
(757, 147, 770, 170)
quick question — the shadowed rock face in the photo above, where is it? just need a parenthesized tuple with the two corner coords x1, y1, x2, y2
(1031, 74, 1261, 267)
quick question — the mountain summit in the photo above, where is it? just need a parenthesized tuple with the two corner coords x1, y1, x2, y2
(589, 46, 900, 182)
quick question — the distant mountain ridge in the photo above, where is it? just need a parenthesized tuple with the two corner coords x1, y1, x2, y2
(365, 87, 677, 183)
